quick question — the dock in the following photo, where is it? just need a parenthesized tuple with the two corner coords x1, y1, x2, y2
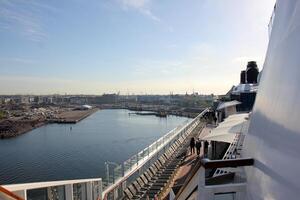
(48, 108, 99, 123)
(129, 111, 167, 118)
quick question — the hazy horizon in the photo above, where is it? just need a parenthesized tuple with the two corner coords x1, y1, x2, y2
(0, 91, 216, 96)
(0, 0, 275, 95)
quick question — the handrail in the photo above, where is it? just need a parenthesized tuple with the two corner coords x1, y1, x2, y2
(174, 157, 254, 199)
(174, 158, 202, 200)
(103, 108, 210, 199)
(185, 185, 198, 200)
(201, 158, 254, 169)
(0, 185, 24, 200)
(102, 124, 194, 199)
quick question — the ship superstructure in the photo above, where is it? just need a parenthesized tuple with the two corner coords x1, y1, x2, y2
(1, 0, 300, 200)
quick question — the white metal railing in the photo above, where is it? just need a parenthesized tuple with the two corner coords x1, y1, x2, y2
(103, 108, 210, 199)
(213, 120, 248, 177)
(174, 160, 251, 200)
(2, 178, 102, 200)
(213, 133, 240, 177)
(0, 185, 24, 200)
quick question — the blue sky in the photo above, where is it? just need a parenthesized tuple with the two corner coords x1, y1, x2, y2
(0, 0, 275, 95)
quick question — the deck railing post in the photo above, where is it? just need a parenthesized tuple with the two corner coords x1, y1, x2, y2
(112, 168, 115, 184)
(121, 163, 125, 177)
(65, 184, 74, 200)
(105, 162, 110, 185)
(86, 182, 93, 200)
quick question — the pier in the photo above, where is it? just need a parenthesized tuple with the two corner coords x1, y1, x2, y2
(129, 111, 167, 118)
(48, 107, 99, 123)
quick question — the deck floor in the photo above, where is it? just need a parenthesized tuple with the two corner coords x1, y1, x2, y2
(160, 124, 212, 199)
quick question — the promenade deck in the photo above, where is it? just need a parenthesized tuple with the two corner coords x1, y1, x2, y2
(161, 125, 212, 200)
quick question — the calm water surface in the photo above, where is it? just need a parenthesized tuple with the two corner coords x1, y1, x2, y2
(0, 109, 189, 184)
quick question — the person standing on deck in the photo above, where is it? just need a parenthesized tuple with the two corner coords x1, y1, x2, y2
(196, 138, 201, 156)
(204, 140, 209, 157)
(190, 137, 195, 154)
(214, 116, 218, 125)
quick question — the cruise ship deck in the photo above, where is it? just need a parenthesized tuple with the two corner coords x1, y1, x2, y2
(2, 1, 300, 199)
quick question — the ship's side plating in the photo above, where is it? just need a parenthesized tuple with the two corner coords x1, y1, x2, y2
(243, 0, 300, 199)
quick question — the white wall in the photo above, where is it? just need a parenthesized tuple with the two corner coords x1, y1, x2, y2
(243, 1, 300, 199)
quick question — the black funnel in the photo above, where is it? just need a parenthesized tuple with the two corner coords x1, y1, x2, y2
(246, 61, 259, 83)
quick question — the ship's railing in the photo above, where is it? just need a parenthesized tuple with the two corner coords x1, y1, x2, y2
(102, 108, 210, 199)
(0, 185, 24, 200)
(173, 158, 254, 200)
(114, 124, 184, 180)
(1, 178, 102, 200)
(213, 133, 241, 177)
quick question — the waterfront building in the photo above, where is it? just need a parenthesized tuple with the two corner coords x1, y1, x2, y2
(20, 96, 30, 105)
(70, 96, 88, 105)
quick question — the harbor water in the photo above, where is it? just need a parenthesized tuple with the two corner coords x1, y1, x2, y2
(0, 109, 189, 184)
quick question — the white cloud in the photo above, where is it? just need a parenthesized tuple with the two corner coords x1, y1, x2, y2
(121, 0, 149, 9)
(0, 0, 57, 42)
(139, 8, 160, 22)
(119, 0, 160, 22)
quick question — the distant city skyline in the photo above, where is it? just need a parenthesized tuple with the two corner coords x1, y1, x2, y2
(0, 0, 275, 95)
(0, 92, 214, 96)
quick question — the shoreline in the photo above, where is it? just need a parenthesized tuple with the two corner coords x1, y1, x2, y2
(0, 108, 99, 139)
(0, 119, 46, 139)
(0, 107, 199, 139)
